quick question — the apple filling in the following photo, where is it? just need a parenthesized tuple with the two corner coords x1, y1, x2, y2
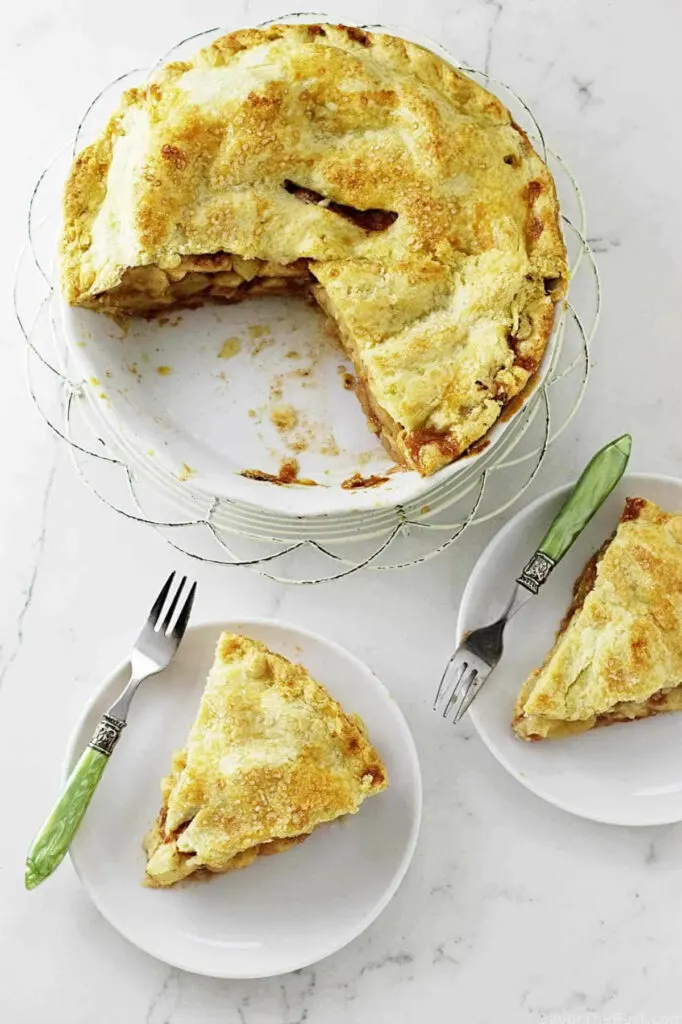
(88, 253, 314, 316)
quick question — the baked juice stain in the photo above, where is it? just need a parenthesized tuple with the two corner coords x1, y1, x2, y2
(337, 364, 356, 390)
(341, 472, 389, 490)
(240, 459, 317, 486)
(462, 437, 490, 458)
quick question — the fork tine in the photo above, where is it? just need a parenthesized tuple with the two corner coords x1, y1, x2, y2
(171, 581, 197, 642)
(441, 660, 468, 719)
(161, 576, 187, 633)
(148, 571, 176, 629)
(445, 666, 477, 721)
(453, 672, 485, 723)
(433, 653, 457, 710)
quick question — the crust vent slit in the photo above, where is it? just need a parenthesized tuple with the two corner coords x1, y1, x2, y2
(283, 180, 398, 232)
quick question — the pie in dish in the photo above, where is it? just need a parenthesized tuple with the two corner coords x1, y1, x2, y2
(512, 498, 682, 741)
(61, 23, 568, 475)
(143, 632, 388, 886)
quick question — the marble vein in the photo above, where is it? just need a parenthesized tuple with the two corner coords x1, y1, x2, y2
(483, 0, 503, 76)
(573, 76, 596, 110)
(145, 968, 180, 1024)
(359, 951, 414, 976)
(0, 443, 57, 692)
(432, 942, 459, 966)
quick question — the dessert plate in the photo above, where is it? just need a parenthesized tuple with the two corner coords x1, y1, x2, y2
(66, 620, 421, 977)
(461, 472, 682, 826)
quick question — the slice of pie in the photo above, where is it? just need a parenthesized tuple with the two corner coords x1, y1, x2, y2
(512, 498, 682, 741)
(60, 23, 568, 476)
(143, 632, 388, 886)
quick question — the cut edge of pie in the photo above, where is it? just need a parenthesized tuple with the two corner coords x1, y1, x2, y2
(143, 632, 388, 887)
(61, 23, 568, 476)
(512, 497, 682, 741)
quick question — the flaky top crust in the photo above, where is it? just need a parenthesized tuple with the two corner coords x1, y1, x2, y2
(62, 23, 567, 473)
(513, 499, 682, 739)
(144, 632, 387, 886)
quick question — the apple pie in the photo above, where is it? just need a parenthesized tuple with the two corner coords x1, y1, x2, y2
(513, 498, 682, 740)
(143, 632, 388, 886)
(61, 23, 568, 475)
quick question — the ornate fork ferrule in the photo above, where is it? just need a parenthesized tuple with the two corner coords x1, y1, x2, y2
(516, 551, 556, 595)
(88, 714, 126, 757)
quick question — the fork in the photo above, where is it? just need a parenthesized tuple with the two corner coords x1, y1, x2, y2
(434, 434, 632, 724)
(25, 571, 197, 890)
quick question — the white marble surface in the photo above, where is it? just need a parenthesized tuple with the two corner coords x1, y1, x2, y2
(2, 1, 682, 1020)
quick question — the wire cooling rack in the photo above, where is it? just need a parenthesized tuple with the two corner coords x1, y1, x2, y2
(14, 16, 600, 584)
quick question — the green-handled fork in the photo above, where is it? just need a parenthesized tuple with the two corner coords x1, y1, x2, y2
(434, 434, 632, 724)
(25, 571, 197, 890)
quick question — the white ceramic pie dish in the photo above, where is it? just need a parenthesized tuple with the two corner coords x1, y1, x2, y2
(461, 472, 682, 826)
(66, 619, 422, 977)
(58, 16, 570, 520)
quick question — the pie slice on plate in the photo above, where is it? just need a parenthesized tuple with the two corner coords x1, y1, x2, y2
(60, 23, 567, 475)
(144, 632, 388, 886)
(512, 497, 682, 740)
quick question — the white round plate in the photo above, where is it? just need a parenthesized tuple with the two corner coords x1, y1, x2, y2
(67, 619, 421, 977)
(461, 472, 682, 826)
(62, 285, 562, 519)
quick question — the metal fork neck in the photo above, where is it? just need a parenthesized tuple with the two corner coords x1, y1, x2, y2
(503, 581, 534, 622)
(105, 670, 145, 725)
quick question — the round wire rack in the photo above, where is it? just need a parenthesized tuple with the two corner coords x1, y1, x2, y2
(14, 16, 600, 584)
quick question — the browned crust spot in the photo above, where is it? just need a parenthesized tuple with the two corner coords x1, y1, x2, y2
(621, 496, 648, 522)
(343, 25, 371, 46)
(161, 144, 188, 170)
(363, 764, 387, 786)
(525, 179, 544, 202)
